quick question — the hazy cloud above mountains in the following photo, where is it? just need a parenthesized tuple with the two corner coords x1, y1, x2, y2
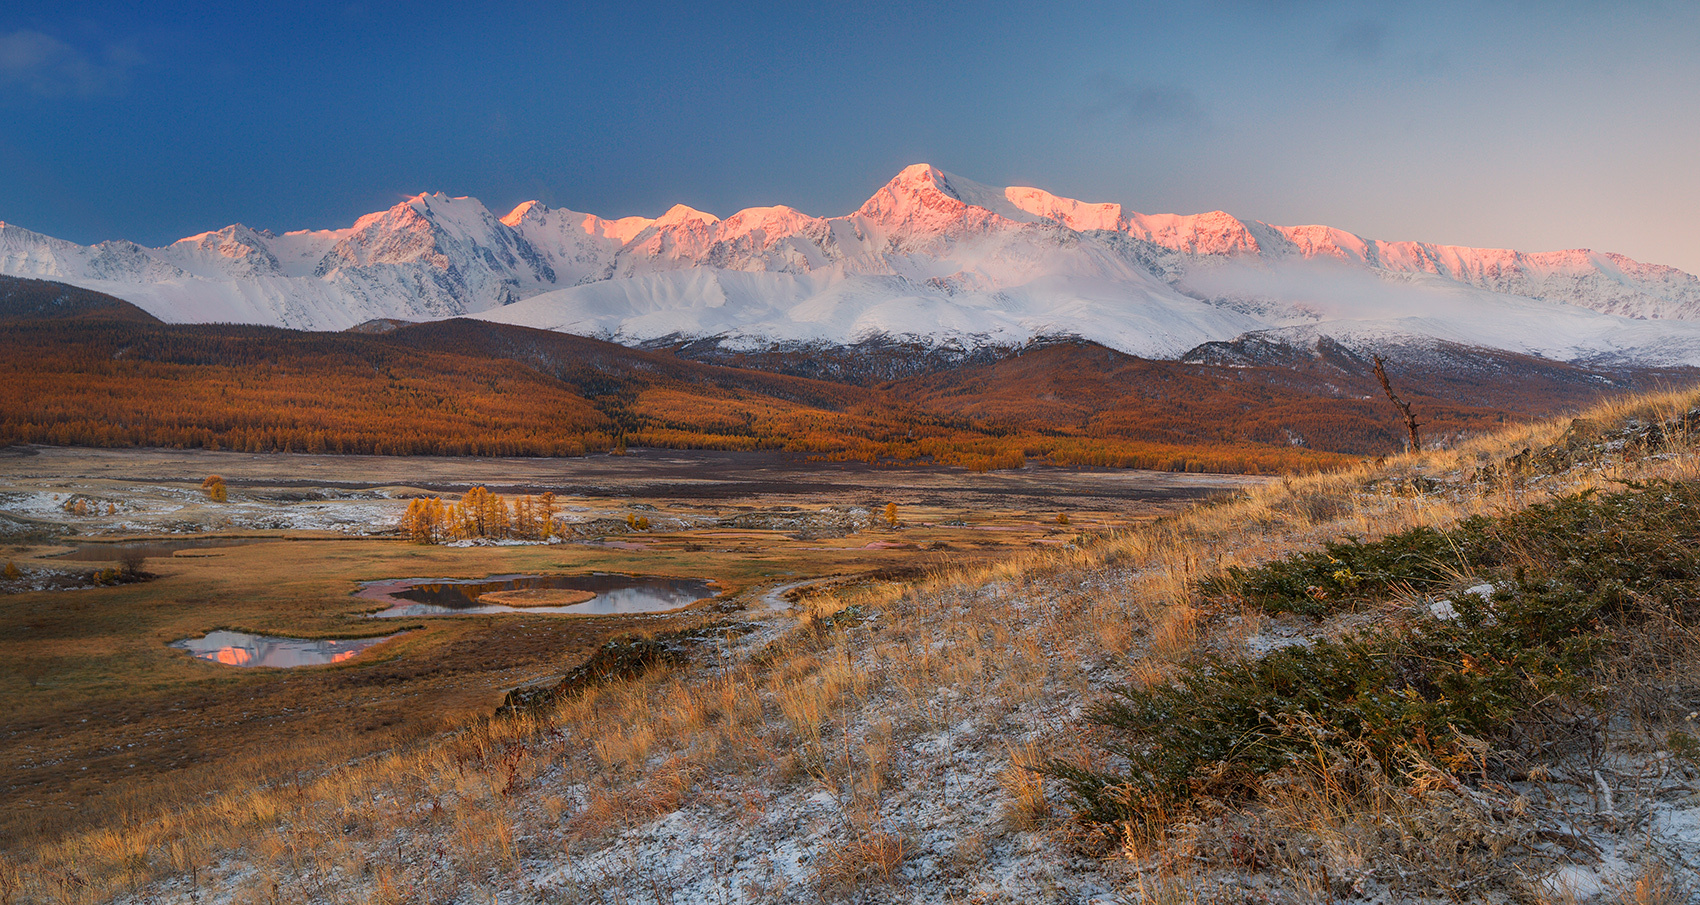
(1083, 76, 1208, 131)
(0, 29, 141, 99)
(1332, 19, 1387, 64)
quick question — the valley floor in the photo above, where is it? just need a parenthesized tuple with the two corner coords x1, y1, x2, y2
(0, 446, 1246, 904)
(9, 408, 1700, 903)
(0, 444, 1257, 527)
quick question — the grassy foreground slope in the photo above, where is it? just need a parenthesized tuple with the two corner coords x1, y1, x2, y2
(11, 387, 1700, 903)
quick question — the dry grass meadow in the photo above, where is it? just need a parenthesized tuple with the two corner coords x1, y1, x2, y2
(8, 386, 1700, 903)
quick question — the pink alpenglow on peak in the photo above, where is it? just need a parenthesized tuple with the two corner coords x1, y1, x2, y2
(652, 204, 721, 229)
(853, 164, 1041, 239)
(717, 205, 821, 238)
(1271, 225, 1377, 265)
(590, 216, 659, 244)
(500, 200, 655, 245)
(1123, 211, 1264, 256)
(1003, 186, 1126, 232)
(499, 199, 545, 224)
(6, 163, 1700, 365)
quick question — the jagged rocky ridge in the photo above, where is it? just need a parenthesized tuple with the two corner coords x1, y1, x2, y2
(6, 164, 1700, 366)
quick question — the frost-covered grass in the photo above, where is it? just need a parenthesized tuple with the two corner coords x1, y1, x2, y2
(11, 388, 1700, 904)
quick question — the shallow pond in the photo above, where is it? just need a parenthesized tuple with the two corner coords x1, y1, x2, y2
(172, 629, 400, 668)
(55, 537, 262, 561)
(357, 573, 719, 618)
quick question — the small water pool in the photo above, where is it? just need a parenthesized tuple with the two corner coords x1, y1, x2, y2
(357, 573, 718, 618)
(172, 630, 400, 668)
(55, 538, 263, 561)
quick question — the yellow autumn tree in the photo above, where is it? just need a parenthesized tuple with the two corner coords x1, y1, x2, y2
(201, 474, 227, 503)
(482, 488, 510, 539)
(537, 491, 556, 539)
(456, 487, 492, 538)
(402, 487, 554, 545)
(401, 498, 426, 543)
(514, 495, 535, 540)
(427, 498, 447, 541)
(401, 497, 451, 544)
(445, 487, 513, 540)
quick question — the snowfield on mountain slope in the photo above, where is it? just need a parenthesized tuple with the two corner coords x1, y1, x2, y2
(468, 269, 1266, 358)
(469, 254, 1700, 364)
(6, 163, 1700, 364)
(1175, 256, 1700, 365)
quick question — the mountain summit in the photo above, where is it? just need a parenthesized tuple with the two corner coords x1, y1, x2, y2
(4, 165, 1700, 365)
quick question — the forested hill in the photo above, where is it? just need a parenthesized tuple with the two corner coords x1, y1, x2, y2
(0, 276, 160, 324)
(1, 275, 1681, 473)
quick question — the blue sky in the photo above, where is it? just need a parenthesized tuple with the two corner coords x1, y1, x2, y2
(3, 1, 1698, 272)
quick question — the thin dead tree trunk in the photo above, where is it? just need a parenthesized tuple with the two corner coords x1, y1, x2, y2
(1372, 355, 1422, 452)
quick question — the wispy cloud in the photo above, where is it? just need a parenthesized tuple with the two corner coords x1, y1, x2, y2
(1333, 19, 1387, 64)
(0, 30, 143, 99)
(1082, 75, 1207, 130)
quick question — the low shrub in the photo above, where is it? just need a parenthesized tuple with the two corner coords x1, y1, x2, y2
(1204, 480, 1700, 617)
(1055, 579, 1600, 824)
(1062, 480, 1700, 826)
(1201, 525, 1460, 615)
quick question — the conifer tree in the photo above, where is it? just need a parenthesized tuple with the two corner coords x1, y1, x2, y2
(538, 491, 556, 538)
(445, 499, 466, 540)
(515, 496, 535, 540)
(484, 490, 509, 539)
(402, 499, 422, 542)
(425, 498, 446, 543)
(460, 487, 491, 538)
(402, 498, 446, 544)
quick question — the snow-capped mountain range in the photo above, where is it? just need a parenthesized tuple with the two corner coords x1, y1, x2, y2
(5, 163, 1700, 366)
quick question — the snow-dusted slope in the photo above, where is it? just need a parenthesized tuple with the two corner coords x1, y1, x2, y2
(5, 164, 1700, 364)
(476, 269, 1260, 360)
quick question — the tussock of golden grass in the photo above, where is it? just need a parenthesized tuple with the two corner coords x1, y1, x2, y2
(816, 825, 906, 891)
(1612, 861, 1687, 905)
(998, 740, 1051, 830)
(8, 384, 1700, 903)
